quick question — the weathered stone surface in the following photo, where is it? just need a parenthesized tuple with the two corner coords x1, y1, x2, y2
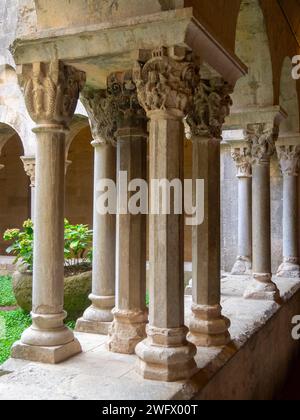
(1, 276, 300, 400)
(12, 270, 92, 321)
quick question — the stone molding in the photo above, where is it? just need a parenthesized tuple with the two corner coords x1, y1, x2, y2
(246, 123, 278, 165)
(18, 61, 85, 127)
(231, 145, 252, 178)
(276, 145, 300, 177)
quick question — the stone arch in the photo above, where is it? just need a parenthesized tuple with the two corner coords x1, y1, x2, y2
(0, 127, 31, 254)
(0, 105, 35, 156)
(233, 0, 274, 109)
(279, 56, 299, 134)
(65, 124, 94, 227)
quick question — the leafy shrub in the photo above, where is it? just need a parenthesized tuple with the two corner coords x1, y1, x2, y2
(4, 219, 93, 272)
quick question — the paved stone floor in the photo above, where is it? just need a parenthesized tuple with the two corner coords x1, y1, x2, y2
(0, 275, 300, 400)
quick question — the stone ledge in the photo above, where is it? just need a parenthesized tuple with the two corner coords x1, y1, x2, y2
(0, 275, 299, 400)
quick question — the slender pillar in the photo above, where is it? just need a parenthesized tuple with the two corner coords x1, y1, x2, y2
(186, 78, 232, 347)
(134, 47, 197, 381)
(21, 156, 36, 220)
(12, 61, 85, 363)
(231, 147, 252, 275)
(244, 123, 280, 302)
(107, 72, 148, 354)
(76, 88, 116, 334)
(276, 145, 300, 278)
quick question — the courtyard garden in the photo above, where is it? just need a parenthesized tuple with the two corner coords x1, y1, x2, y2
(0, 219, 93, 365)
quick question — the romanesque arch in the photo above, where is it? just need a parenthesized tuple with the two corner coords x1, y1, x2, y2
(0, 127, 30, 254)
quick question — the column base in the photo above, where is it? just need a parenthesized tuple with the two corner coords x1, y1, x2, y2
(187, 304, 231, 347)
(243, 273, 281, 303)
(277, 259, 300, 279)
(231, 256, 252, 276)
(11, 338, 81, 364)
(75, 318, 111, 335)
(135, 325, 197, 382)
(108, 309, 148, 355)
(75, 295, 114, 335)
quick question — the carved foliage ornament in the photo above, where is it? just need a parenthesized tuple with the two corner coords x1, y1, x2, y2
(277, 145, 300, 176)
(133, 47, 199, 116)
(81, 87, 118, 146)
(19, 61, 86, 127)
(107, 71, 147, 131)
(231, 146, 252, 178)
(187, 78, 233, 139)
(246, 123, 278, 164)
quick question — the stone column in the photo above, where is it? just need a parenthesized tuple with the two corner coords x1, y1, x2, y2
(244, 123, 280, 302)
(186, 78, 232, 347)
(276, 145, 300, 278)
(76, 88, 117, 334)
(231, 146, 252, 275)
(12, 61, 85, 364)
(107, 72, 148, 354)
(21, 156, 36, 220)
(133, 47, 198, 382)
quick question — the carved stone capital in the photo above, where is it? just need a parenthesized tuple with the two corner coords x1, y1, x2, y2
(81, 87, 117, 146)
(107, 71, 147, 134)
(247, 123, 278, 165)
(133, 46, 199, 117)
(231, 146, 252, 178)
(21, 156, 36, 187)
(187, 78, 233, 139)
(277, 145, 300, 177)
(18, 61, 85, 128)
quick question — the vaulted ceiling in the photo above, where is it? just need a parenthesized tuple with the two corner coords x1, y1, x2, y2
(278, 0, 300, 46)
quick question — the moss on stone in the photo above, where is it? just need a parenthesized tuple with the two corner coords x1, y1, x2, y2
(12, 270, 92, 321)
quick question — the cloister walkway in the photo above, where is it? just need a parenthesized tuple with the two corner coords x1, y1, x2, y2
(0, 275, 299, 400)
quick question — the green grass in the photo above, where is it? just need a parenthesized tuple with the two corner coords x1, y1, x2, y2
(0, 276, 17, 307)
(0, 309, 31, 364)
(0, 276, 77, 365)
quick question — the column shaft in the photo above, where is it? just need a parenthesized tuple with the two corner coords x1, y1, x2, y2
(76, 142, 116, 334)
(13, 128, 81, 363)
(108, 129, 148, 354)
(135, 112, 197, 381)
(188, 136, 230, 347)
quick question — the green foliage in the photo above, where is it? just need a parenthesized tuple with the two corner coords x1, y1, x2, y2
(3, 219, 93, 271)
(0, 309, 31, 364)
(0, 308, 77, 364)
(4, 220, 34, 270)
(0, 276, 16, 307)
(64, 219, 93, 266)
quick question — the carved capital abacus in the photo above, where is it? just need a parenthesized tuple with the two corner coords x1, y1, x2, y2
(81, 87, 118, 146)
(21, 156, 36, 187)
(247, 123, 278, 165)
(107, 71, 147, 134)
(277, 145, 300, 177)
(187, 77, 233, 139)
(231, 146, 252, 178)
(18, 61, 85, 128)
(133, 46, 199, 117)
